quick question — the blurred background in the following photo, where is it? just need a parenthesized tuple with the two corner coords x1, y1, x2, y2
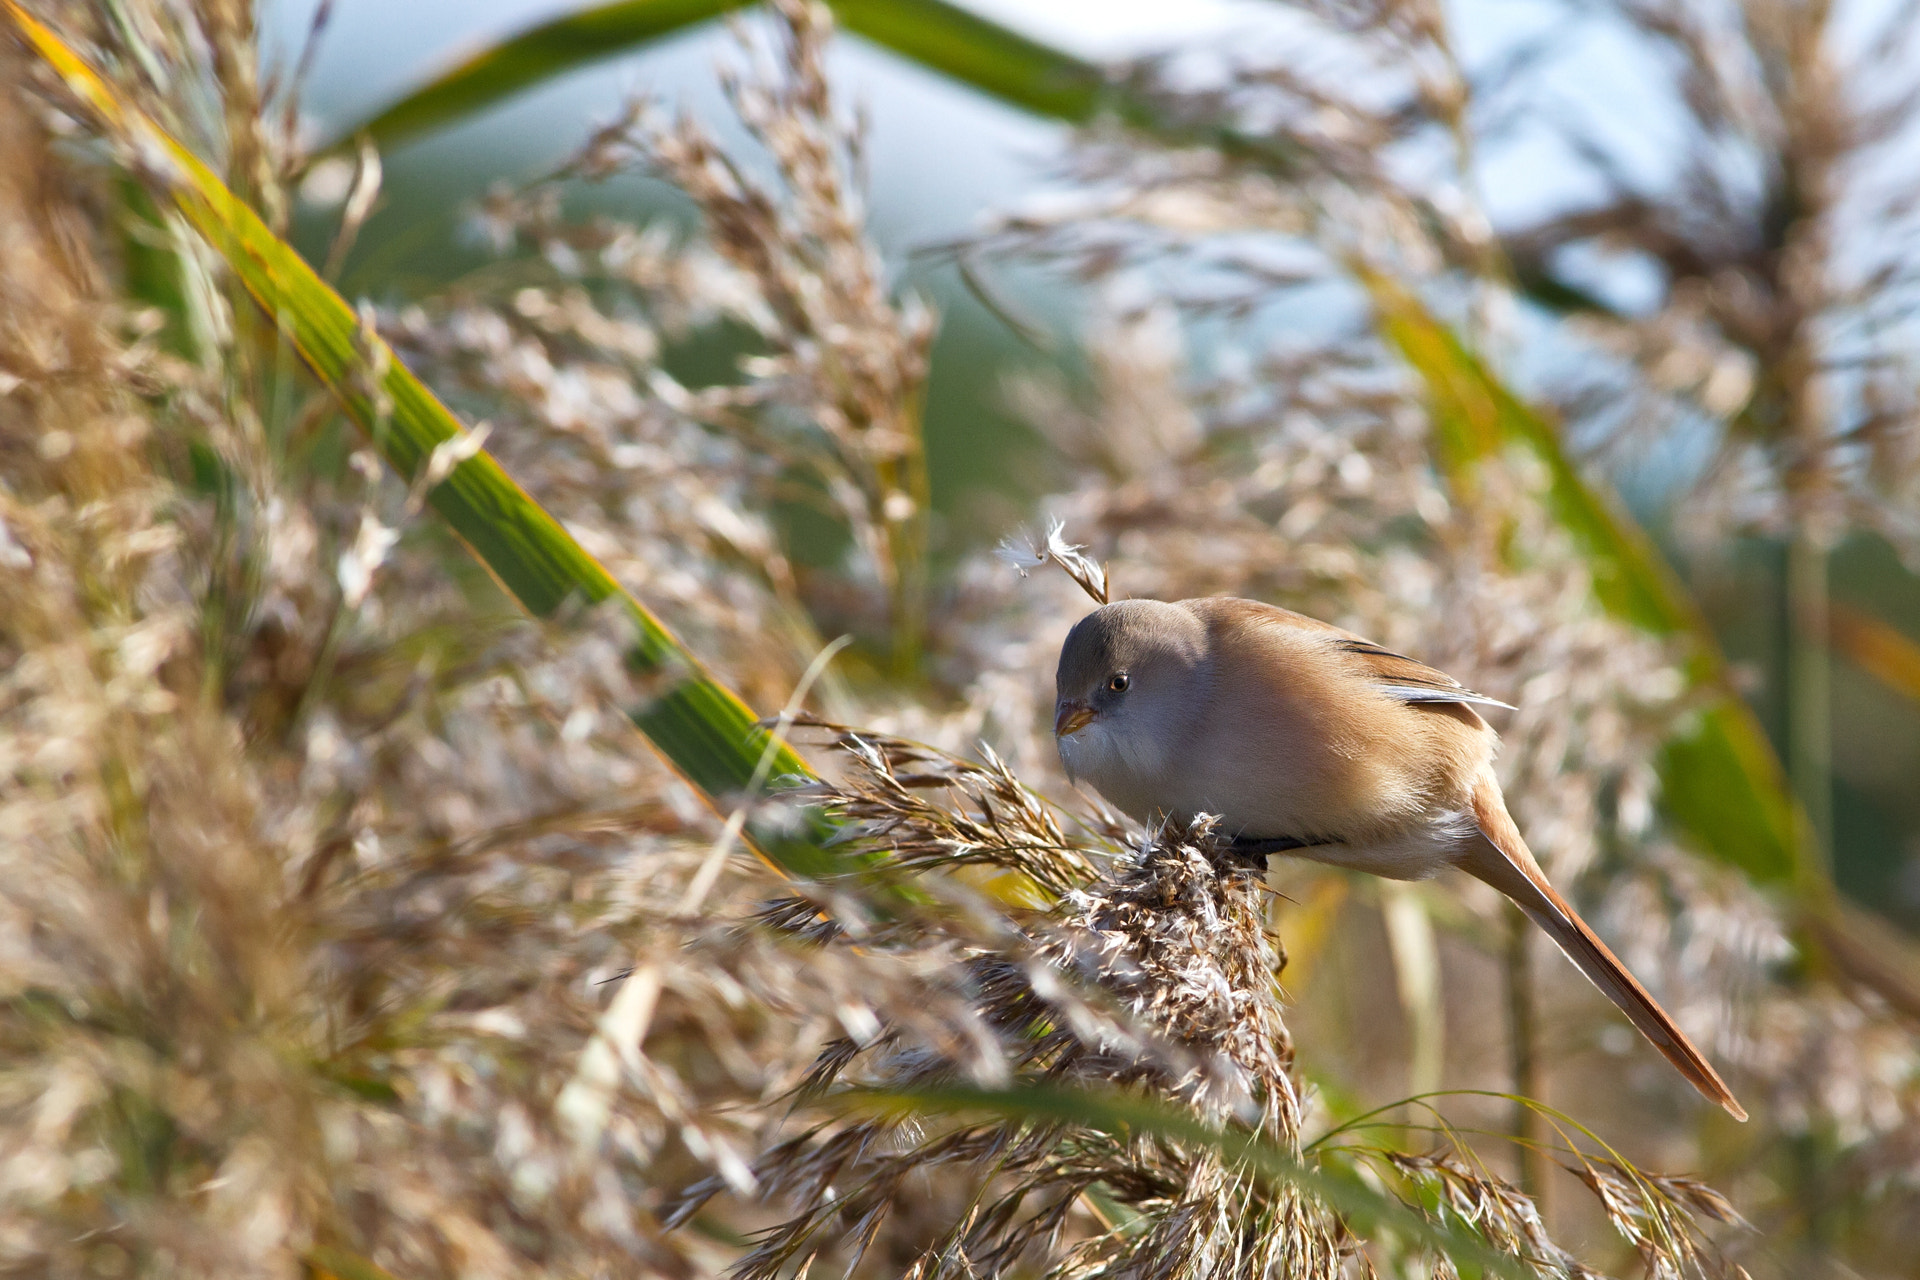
(8, 0, 1920, 1275)
(266, 0, 1920, 932)
(271, 0, 1920, 1259)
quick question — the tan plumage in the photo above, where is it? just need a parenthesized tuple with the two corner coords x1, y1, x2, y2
(1054, 596, 1746, 1121)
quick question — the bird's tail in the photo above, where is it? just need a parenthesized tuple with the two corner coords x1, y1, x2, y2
(1458, 770, 1747, 1122)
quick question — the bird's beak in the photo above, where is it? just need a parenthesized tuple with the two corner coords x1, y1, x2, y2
(1054, 699, 1095, 738)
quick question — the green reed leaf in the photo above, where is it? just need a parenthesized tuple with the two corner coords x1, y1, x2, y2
(304, 1244, 404, 1280)
(7, 2, 843, 879)
(330, 0, 1293, 168)
(1364, 272, 1801, 886)
(341, 0, 1095, 153)
(1364, 273, 1920, 1013)
(844, 1083, 1537, 1279)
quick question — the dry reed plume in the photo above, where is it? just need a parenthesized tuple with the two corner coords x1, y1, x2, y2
(3, 0, 1910, 1275)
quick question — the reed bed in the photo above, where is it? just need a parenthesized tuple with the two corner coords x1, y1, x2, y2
(2, 0, 1917, 1276)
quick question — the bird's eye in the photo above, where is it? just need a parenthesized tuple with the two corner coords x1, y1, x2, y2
(1108, 673, 1130, 693)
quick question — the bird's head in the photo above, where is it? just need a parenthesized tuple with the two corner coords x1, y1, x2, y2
(1053, 599, 1209, 790)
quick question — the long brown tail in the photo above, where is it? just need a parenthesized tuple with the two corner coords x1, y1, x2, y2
(1459, 771, 1747, 1121)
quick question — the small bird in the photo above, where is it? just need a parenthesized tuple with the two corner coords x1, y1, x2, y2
(1053, 595, 1746, 1121)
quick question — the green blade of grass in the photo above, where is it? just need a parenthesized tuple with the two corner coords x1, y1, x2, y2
(843, 1083, 1537, 1278)
(351, 0, 743, 149)
(344, 0, 1099, 154)
(1363, 272, 1800, 886)
(1363, 273, 1920, 1010)
(304, 1245, 403, 1280)
(329, 0, 1293, 169)
(7, 2, 843, 879)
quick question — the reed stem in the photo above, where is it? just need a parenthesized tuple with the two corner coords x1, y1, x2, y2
(1787, 530, 1834, 877)
(1506, 905, 1546, 1202)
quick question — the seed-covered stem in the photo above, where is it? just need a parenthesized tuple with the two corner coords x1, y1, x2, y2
(877, 380, 931, 676)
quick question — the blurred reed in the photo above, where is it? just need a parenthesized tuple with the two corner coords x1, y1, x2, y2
(3, 0, 1916, 1277)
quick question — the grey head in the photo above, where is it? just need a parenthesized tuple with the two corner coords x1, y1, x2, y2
(1053, 599, 1212, 818)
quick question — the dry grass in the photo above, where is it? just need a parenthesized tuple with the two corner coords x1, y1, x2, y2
(1, 0, 1914, 1276)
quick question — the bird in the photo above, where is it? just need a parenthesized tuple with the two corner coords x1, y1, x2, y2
(1052, 594, 1746, 1121)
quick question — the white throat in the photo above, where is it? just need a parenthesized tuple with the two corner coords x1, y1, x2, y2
(1056, 718, 1175, 824)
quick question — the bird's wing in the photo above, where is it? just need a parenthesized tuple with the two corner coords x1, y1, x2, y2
(1456, 769, 1747, 1121)
(1202, 599, 1515, 711)
(1330, 636, 1517, 711)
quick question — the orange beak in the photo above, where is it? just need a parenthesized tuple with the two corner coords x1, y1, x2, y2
(1054, 700, 1095, 738)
